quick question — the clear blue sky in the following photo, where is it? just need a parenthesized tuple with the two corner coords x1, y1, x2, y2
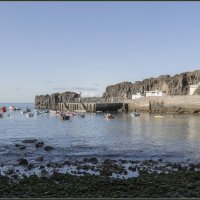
(1, 2, 200, 102)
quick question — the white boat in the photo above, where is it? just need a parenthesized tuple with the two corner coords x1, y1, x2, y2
(154, 115, 164, 118)
(131, 112, 140, 117)
(35, 110, 42, 115)
(26, 113, 34, 117)
(21, 110, 27, 114)
(9, 106, 16, 111)
(104, 113, 115, 119)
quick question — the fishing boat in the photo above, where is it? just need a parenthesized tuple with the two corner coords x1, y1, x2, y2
(35, 110, 42, 115)
(9, 106, 16, 111)
(43, 110, 49, 113)
(131, 112, 140, 117)
(81, 113, 85, 118)
(26, 112, 34, 117)
(59, 113, 70, 120)
(104, 113, 115, 119)
(0, 106, 6, 112)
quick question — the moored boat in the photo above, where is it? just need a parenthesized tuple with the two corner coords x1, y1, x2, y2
(131, 112, 140, 117)
(35, 110, 42, 115)
(26, 112, 34, 117)
(104, 113, 115, 119)
(9, 106, 16, 111)
(0, 106, 6, 112)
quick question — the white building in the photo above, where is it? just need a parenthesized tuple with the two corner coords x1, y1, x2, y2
(144, 90, 163, 97)
(132, 92, 143, 99)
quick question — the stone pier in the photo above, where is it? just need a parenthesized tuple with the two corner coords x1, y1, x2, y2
(58, 102, 125, 112)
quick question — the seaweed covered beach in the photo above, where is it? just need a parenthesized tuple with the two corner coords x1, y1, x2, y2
(1, 157, 200, 198)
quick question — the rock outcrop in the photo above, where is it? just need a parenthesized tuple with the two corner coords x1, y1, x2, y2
(35, 92, 80, 109)
(103, 70, 200, 102)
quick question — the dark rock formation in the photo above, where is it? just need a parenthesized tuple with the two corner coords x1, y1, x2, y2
(35, 91, 81, 109)
(44, 146, 54, 151)
(17, 158, 28, 166)
(103, 70, 200, 102)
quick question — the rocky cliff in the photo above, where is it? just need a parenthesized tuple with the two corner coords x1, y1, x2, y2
(35, 92, 80, 109)
(103, 70, 200, 102)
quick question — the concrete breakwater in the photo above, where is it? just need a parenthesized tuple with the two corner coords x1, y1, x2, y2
(126, 95, 200, 114)
(35, 92, 200, 113)
(35, 91, 127, 112)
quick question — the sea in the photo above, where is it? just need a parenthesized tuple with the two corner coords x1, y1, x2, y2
(1, 102, 200, 167)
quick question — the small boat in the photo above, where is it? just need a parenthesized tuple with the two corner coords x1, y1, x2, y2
(81, 114, 85, 118)
(131, 112, 140, 117)
(26, 112, 34, 117)
(43, 110, 49, 113)
(0, 106, 6, 112)
(15, 108, 21, 111)
(35, 110, 42, 115)
(104, 113, 115, 119)
(63, 112, 76, 117)
(154, 115, 164, 118)
(9, 106, 16, 111)
(59, 113, 70, 120)
(62, 114, 70, 120)
(26, 108, 31, 112)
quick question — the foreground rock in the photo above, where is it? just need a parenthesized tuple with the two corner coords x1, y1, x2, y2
(1, 170, 200, 198)
(17, 158, 28, 166)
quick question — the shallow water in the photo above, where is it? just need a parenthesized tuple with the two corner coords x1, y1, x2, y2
(1, 103, 200, 166)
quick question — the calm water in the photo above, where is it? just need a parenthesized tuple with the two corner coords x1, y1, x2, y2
(1, 103, 200, 166)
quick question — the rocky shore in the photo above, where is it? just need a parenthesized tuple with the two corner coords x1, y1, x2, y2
(1, 160, 200, 198)
(1, 138, 200, 198)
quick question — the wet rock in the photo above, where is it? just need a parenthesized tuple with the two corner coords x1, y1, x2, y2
(82, 164, 90, 171)
(35, 142, 44, 148)
(44, 146, 54, 151)
(120, 159, 128, 164)
(5, 169, 15, 175)
(83, 158, 89, 163)
(88, 157, 98, 163)
(22, 139, 37, 144)
(19, 145, 26, 150)
(63, 160, 71, 166)
(128, 166, 136, 172)
(28, 163, 34, 170)
(17, 158, 28, 166)
(36, 156, 43, 162)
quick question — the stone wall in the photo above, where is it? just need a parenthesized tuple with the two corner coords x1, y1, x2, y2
(126, 95, 200, 114)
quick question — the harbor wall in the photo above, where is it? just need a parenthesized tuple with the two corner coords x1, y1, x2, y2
(126, 95, 200, 114)
(58, 102, 124, 112)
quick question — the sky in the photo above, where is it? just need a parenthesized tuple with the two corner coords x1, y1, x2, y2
(1, 2, 200, 102)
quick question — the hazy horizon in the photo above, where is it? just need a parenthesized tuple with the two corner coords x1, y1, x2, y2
(1, 2, 200, 102)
